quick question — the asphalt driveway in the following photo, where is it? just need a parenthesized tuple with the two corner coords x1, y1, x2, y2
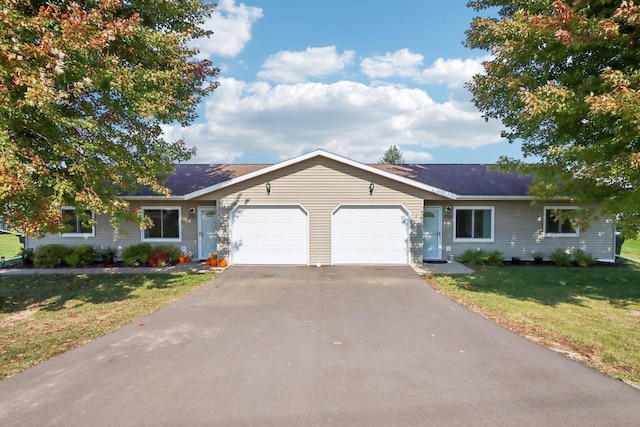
(1, 266, 638, 426)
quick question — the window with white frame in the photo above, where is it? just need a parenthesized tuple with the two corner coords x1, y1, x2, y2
(60, 208, 95, 237)
(544, 207, 578, 237)
(142, 207, 181, 242)
(454, 206, 494, 242)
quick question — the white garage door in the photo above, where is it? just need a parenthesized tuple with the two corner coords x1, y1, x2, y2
(230, 205, 308, 265)
(332, 205, 410, 265)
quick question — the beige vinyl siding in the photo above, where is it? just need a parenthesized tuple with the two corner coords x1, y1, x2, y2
(26, 201, 210, 260)
(195, 157, 439, 265)
(432, 201, 615, 262)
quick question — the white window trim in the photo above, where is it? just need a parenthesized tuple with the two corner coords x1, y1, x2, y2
(141, 206, 182, 243)
(543, 206, 579, 237)
(59, 207, 95, 238)
(453, 206, 495, 243)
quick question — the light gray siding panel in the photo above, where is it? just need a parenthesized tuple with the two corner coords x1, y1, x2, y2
(26, 201, 209, 260)
(207, 157, 430, 265)
(431, 201, 615, 262)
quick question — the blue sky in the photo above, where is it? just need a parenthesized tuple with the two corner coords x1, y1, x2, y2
(165, 0, 522, 164)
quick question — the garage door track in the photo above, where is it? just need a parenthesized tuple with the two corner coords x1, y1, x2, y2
(1, 266, 638, 426)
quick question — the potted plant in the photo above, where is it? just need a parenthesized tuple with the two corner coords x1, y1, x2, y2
(179, 250, 192, 263)
(533, 253, 544, 265)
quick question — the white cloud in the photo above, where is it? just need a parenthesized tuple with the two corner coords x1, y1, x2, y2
(165, 77, 505, 164)
(191, 0, 263, 59)
(360, 49, 488, 88)
(257, 46, 355, 83)
(416, 57, 487, 87)
(360, 48, 424, 79)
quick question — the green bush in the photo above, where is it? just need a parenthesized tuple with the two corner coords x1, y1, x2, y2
(573, 249, 595, 267)
(486, 251, 504, 266)
(96, 247, 117, 264)
(34, 244, 71, 268)
(551, 249, 573, 267)
(64, 245, 95, 267)
(122, 243, 153, 266)
(458, 249, 503, 266)
(20, 247, 35, 266)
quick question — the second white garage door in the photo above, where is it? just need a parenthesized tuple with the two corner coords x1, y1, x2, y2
(332, 205, 410, 265)
(230, 205, 308, 265)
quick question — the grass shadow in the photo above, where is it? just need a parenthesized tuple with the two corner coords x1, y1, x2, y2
(0, 274, 180, 313)
(447, 263, 640, 308)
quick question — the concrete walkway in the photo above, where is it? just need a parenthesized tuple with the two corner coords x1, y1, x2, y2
(0, 262, 224, 275)
(414, 260, 474, 275)
(1, 261, 471, 276)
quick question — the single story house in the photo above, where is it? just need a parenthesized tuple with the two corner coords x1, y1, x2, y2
(25, 149, 616, 265)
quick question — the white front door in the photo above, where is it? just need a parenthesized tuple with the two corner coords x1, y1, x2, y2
(423, 207, 442, 260)
(198, 207, 217, 260)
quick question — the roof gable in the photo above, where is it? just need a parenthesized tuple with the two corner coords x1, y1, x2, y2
(127, 149, 532, 200)
(182, 149, 459, 200)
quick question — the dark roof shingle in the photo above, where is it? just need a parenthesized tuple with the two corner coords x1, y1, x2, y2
(132, 162, 531, 197)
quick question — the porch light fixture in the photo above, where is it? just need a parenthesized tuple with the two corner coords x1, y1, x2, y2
(266, 182, 271, 195)
(189, 208, 196, 219)
(369, 182, 375, 195)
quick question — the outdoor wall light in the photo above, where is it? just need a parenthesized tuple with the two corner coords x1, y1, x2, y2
(369, 182, 375, 195)
(266, 182, 271, 195)
(189, 208, 196, 219)
(446, 206, 452, 212)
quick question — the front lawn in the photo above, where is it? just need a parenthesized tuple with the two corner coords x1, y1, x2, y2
(427, 264, 640, 387)
(0, 273, 215, 380)
(621, 238, 640, 260)
(0, 233, 22, 259)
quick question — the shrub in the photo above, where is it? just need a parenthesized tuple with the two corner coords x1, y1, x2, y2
(152, 245, 180, 263)
(458, 249, 503, 266)
(573, 249, 595, 267)
(551, 249, 572, 267)
(20, 247, 35, 266)
(486, 251, 504, 266)
(34, 244, 71, 268)
(96, 247, 117, 264)
(148, 249, 170, 267)
(64, 245, 95, 267)
(458, 249, 486, 265)
(122, 243, 153, 267)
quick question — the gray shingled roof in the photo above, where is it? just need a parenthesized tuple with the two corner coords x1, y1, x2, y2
(132, 163, 531, 198)
(373, 164, 532, 196)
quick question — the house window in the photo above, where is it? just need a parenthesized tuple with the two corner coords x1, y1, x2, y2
(454, 207, 494, 242)
(544, 207, 578, 237)
(60, 208, 95, 237)
(142, 207, 181, 242)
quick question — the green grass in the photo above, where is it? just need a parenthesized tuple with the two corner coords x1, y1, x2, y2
(0, 272, 215, 379)
(427, 264, 640, 387)
(0, 234, 22, 259)
(621, 239, 640, 260)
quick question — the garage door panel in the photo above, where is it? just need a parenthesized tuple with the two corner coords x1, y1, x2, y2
(332, 206, 409, 265)
(230, 206, 308, 265)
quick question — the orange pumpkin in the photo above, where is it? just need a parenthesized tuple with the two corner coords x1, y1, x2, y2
(218, 259, 228, 268)
(178, 256, 186, 263)
(210, 259, 217, 267)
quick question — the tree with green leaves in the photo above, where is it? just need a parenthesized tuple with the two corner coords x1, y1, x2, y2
(379, 144, 405, 165)
(0, 0, 219, 235)
(466, 0, 640, 236)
